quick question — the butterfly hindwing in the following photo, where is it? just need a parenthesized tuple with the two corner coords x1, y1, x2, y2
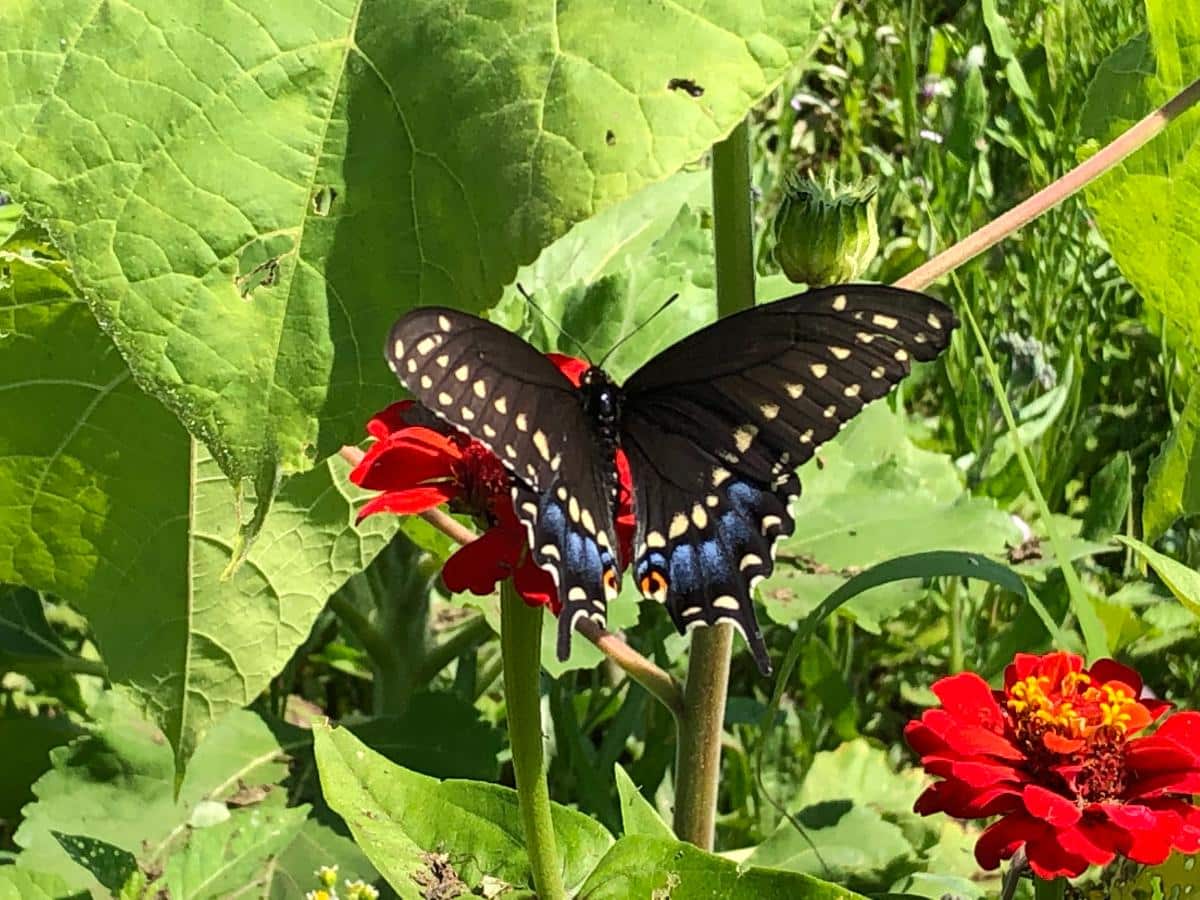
(387, 308, 620, 652)
(621, 285, 957, 674)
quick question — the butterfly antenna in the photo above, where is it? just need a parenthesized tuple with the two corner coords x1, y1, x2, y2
(597, 292, 681, 369)
(516, 283, 594, 364)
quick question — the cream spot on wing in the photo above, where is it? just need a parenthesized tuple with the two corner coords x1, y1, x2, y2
(761, 515, 783, 533)
(681, 606, 702, 618)
(927, 312, 944, 329)
(581, 508, 595, 533)
(915, 332, 928, 343)
(392, 339, 405, 358)
(505, 444, 517, 458)
(435, 354, 449, 368)
(872, 313, 899, 329)
(871, 366, 886, 379)
(454, 364, 469, 381)
(646, 530, 666, 548)
(494, 396, 508, 414)
(895, 348, 909, 362)
(521, 501, 538, 516)
(691, 503, 708, 529)
(668, 513, 688, 538)
(568, 586, 587, 602)
(416, 337, 437, 355)
(515, 413, 528, 432)
(705, 494, 719, 508)
(437, 392, 453, 406)
(461, 407, 476, 420)
(740, 553, 763, 571)
(713, 595, 740, 610)
(734, 425, 757, 453)
(556, 486, 568, 500)
(406, 358, 418, 374)
(800, 429, 814, 443)
(761, 402, 779, 420)
(711, 467, 731, 486)
(810, 362, 828, 378)
(832, 294, 847, 311)
(830, 346, 851, 360)
(420, 375, 433, 389)
(532, 429, 550, 460)
(438, 314, 452, 331)
(844, 384, 861, 398)
(856, 332, 876, 344)
(568, 496, 580, 522)
(482, 423, 496, 438)
(473, 380, 487, 399)
(823, 404, 837, 418)
(541, 544, 560, 559)
(550, 454, 561, 472)
(786, 383, 804, 398)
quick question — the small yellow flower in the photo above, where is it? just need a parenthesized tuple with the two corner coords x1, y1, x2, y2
(344, 880, 380, 900)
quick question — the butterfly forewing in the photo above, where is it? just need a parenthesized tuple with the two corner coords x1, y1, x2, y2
(386, 308, 620, 653)
(620, 285, 957, 674)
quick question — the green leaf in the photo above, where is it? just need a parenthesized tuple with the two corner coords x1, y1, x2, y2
(0, 242, 398, 772)
(760, 405, 1019, 629)
(575, 834, 867, 899)
(1118, 536, 1200, 618)
(0, 586, 68, 664)
(0, 714, 82, 824)
(613, 763, 674, 840)
(0, 868, 84, 900)
(50, 833, 137, 893)
(14, 692, 303, 895)
(0, 0, 836, 499)
(1082, 0, 1200, 353)
(1083, 451, 1132, 541)
(1144, 381, 1200, 541)
(163, 805, 309, 900)
(313, 722, 613, 896)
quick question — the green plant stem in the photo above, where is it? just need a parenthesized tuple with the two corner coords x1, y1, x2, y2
(327, 593, 397, 675)
(671, 117, 757, 850)
(673, 624, 734, 847)
(961, 304, 1108, 660)
(1032, 877, 1066, 900)
(500, 581, 565, 900)
(946, 577, 963, 674)
(896, 76, 1200, 291)
(412, 614, 492, 684)
(0, 654, 107, 679)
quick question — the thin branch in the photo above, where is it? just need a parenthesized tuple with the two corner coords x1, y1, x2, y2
(896, 77, 1200, 292)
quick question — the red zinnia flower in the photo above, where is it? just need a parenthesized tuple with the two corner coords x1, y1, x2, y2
(350, 355, 635, 615)
(905, 651, 1200, 879)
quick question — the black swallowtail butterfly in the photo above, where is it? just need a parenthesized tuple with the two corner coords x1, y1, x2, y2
(386, 285, 956, 674)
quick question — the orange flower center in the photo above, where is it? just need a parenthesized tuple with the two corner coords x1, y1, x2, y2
(1005, 671, 1144, 802)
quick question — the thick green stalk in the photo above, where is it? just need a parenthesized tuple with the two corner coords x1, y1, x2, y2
(1032, 877, 1066, 900)
(673, 118, 756, 849)
(500, 582, 565, 899)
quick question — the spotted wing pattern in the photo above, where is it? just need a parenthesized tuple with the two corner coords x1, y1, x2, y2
(386, 308, 620, 656)
(621, 285, 958, 674)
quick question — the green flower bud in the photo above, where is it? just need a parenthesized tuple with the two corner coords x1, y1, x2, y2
(772, 174, 879, 286)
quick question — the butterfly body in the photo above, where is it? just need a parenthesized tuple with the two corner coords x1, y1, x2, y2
(386, 286, 957, 674)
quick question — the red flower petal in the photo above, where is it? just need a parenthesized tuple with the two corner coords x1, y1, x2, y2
(931, 672, 1007, 732)
(547, 353, 589, 386)
(1022, 784, 1081, 827)
(356, 485, 457, 522)
(514, 552, 560, 614)
(351, 426, 463, 492)
(1088, 658, 1145, 696)
(366, 400, 415, 439)
(442, 526, 522, 596)
(919, 708, 1025, 761)
(1055, 818, 1120, 868)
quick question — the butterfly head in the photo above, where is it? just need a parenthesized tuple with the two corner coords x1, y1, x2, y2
(579, 366, 622, 430)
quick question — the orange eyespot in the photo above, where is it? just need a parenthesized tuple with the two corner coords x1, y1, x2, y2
(603, 569, 618, 591)
(640, 571, 668, 596)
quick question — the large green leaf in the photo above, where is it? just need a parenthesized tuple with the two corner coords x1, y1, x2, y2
(575, 835, 866, 899)
(1119, 535, 1200, 618)
(264, 819, 378, 900)
(760, 404, 1019, 629)
(0, 586, 70, 667)
(0, 236, 397, 771)
(1144, 381, 1200, 541)
(0, 0, 836, 500)
(13, 692, 305, 895)
(1082, 0, 1200, 353)
(613, 763, 674, 840)
(313, 722, 613, 897)
(0, 868, 83, 900)
(0, 714, 82, 824)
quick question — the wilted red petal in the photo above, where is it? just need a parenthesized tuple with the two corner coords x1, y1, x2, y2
(366, 400, 415, 439)
(514, 552, 560, 614)
(351, 426, 463, 492)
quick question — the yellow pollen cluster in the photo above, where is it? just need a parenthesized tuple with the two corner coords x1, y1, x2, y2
(1007, 671, 1139, 739)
